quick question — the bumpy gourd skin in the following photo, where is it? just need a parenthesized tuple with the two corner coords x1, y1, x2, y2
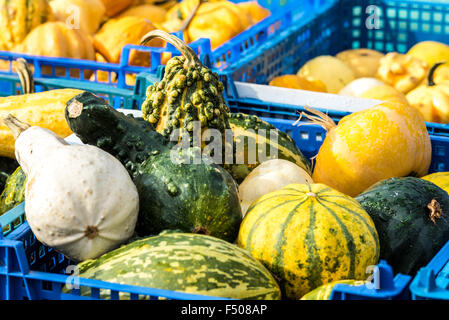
(141, 56, 230, 146)
(66, 92, 242, 242)
(0, 166, 25, 215)
(356, 177, 449, 275)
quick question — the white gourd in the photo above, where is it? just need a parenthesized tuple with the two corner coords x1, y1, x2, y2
(4, 115, 139, 262)
(239, 159, 314, 216)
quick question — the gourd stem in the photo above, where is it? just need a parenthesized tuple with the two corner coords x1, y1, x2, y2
(14, 58, 35, 94)
(3, 114, 30, 139)
(427, 199, 443, 225)
(428, 62, 446, 87)
(293, 106, 337, 132)
(140, 30, 201, 68)
(178, 0, 204, 33)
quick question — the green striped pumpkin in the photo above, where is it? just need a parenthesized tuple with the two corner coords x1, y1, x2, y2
(237, 183, 380, 300)
(301, 280, 367, 300)
(227, 113, 312, 183)
(72, 232, 282, 300)
(0, 166, 25, 216)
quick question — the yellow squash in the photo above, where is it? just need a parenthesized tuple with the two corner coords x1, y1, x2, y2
(309, 102, 432, 197)
(100, 0, 134, 17)
(0, 0, 53, 51)
(301, 280, 367, 300)
(407, 41, 449, 69)
(117, 4, 168, 23)
(0, 89, 83, 158)
(50, 0, 106, 35)
(237, 183, 379, 300)
(297, 55, 356, 94)
(407, 62, 449, 123)
(359, 84, 410, 106)
(269, 74, 327, 92)
(13, 21, 95, 61)
(237, 1, 270, 23)
(94, 16, 164, 66)
(377, 52, 429, 94)
(421, 172, 449, 194)
(163, 0, 253, 50)
(336, 48, 385, 78)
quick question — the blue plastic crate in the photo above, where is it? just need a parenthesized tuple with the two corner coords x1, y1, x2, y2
(2, 111, 449, 300)
(0, 0, 317, 94)
(409, 238, 449, 300)
(221, 0, 449, 136)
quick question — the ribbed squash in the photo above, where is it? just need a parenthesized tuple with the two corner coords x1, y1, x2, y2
(13, 21, 95, 61)
(228, 113, 311, 183)
(422, 172, 449, 194)
(0, 167, 25, 216)
(141, 31, 230, 149)
(301, 280, 366, 300)
(50, 0, 106, 34)
(94, 16, 164, 66)
(100, 0, 133, 17)
(309, 102, 432, 197)
(237, 183, 380, 299)
(0, 0, 53, 51)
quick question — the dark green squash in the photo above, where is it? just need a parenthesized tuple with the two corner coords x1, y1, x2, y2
(0, 166, 26, 216)
(140, 30, 230, 149)
(65, 91, 242, 242)
(228, 113, 312, 183)
(355, 177, 449, 275)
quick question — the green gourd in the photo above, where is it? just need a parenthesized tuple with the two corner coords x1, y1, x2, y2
(65, 91, 242, 243)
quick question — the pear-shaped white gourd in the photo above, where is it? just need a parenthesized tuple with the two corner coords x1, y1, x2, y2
(239, 159, 314, 216)
(3, 114, 139, 262)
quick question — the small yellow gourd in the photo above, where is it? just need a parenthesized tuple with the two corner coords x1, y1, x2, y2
(336, 48, 385, 78)
(308, 103, 432, 197)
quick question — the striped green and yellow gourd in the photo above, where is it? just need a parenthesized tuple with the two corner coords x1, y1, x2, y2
(237, 183, 380, 300)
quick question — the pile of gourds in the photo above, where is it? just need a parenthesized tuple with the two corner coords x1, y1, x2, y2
(1, 32, 449, 301)
(0, 0, 270, 78)
(269, 40, 449, 124)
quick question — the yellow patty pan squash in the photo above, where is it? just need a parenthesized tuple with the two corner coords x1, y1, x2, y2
(269, 74, 327, 92)
(297, 55, 356, 94)
(309, 102, 431, 197)
(13, 21, 95, 61)
(94, 16, 164, 66)
(0, 0, 53, 51)
(100, 0, 133, 17)
(407, 62, 449, 124)
(377, 52, 429, 94)
(407, 41, 449, 69)
(336, 48, 385, 78)
(237, 183, 379, 300)
(50, 0, 106, 35)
